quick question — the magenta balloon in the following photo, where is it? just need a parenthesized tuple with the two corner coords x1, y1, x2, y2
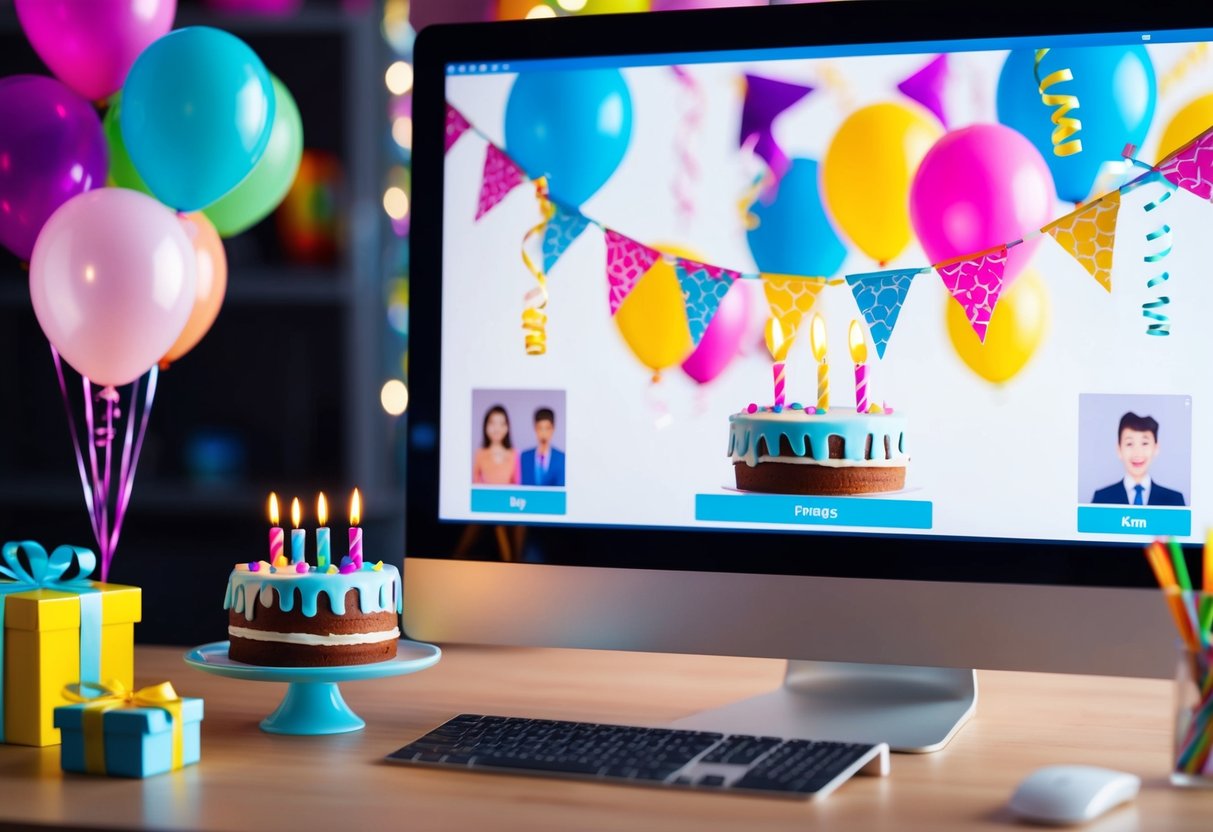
(15, 0, 176, 101)
(681, 280, 751, 384)
(30, 189, 197, 388)
(909, 124, 1055, 284)
(0, 76, 107, 261)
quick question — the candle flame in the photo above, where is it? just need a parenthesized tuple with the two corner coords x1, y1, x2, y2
(848, 320, 868, 364)
(809, 314, 827, 362)
(291, 497, 302, 529)
(268, 492, 280, 526)
(765, 316, 792, 361)
(317, 492, 329, 527)
(350, 488, 362, 526)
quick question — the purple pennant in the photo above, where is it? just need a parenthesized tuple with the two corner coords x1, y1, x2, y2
(896, 55, 949, 127)
(605, 230, 661, 315)
(739, 74, 814, 183)
(1157, 125, 1213, 201)
(935, 248, 1008, 343)
(475, 144, 526, 220)
(445, 103, 472, 154)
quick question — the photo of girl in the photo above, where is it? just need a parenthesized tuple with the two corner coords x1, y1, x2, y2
(473, 404, 520, 485)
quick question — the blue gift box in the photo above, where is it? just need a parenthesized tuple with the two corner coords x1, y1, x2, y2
(54, 696, 203, 778)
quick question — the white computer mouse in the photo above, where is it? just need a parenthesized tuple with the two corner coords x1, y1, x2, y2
(1008, 765, 1140, 826)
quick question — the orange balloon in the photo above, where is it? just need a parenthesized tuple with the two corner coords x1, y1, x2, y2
(161, 213, 227, 366)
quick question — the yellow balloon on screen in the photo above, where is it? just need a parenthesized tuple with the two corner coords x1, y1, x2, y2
(822, 102, 943, 265)
(946, 269, 1049, 384)
(615, 257, 693, 378)
(1156, 93, 1213, 163)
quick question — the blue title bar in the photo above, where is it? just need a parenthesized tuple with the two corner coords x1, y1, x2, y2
(471, 488, 567, 516)
(1077, 506, 1191, 537)
(696, 493, 932, 530)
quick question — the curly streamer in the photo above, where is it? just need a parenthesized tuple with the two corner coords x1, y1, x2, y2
(1132, 171, 1178, 336)
(520, 179, 557, 356)
(1034, 48, 1083, 157)
(671, 66, 704, 229)
(1160, 42, 1210, 98)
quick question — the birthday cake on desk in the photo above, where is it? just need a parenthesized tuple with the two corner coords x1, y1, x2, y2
(224, 560, 401, 667)
(728, 404, 908, 496)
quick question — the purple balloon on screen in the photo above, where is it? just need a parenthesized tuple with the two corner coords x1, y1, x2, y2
(0, 76, 107, 262)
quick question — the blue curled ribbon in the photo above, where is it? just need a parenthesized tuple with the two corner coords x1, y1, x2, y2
(0, 541, 100, 743)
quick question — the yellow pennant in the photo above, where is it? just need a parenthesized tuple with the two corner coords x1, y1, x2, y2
(1043, 191, 1121, 292)
(761, 274, 825, 358)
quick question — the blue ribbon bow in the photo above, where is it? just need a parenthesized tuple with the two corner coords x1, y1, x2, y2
(0, 541, 100, 743)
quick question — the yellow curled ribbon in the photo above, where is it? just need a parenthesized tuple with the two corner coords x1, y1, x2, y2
(520, 177, 556, 356)
(1034, 48, 1083, 157)
(63, 680, 185, 774)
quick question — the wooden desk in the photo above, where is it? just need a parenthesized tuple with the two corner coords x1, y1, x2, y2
(0, 644, 1209, 831)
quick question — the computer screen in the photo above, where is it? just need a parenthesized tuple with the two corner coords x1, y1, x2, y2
(406, 4, 1210, 688)
(428, 10, 1212, 551)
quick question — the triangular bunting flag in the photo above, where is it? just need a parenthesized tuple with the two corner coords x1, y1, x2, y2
(739, 75, 814, 183)
(845, 268, 921, 359)
(1043, 191, 1121, 292)
(542, 204, 591, 273)
(675, 258, 740, 346)
(445, 103, 472, 154)
(896, 55, 949, 127)
(1157, 125, 1213, 201)
(605, 230, 661, 315)
(935, 248, 1008, 343)
(475, 144, 526, 220)
(761, 274, 824, 343)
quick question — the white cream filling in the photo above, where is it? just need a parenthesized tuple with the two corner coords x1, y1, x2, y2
(228, 625, 400, 646)
(733, 454, 909, 467)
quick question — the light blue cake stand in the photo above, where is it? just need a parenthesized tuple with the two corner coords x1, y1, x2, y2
(184, 640, 441, 735)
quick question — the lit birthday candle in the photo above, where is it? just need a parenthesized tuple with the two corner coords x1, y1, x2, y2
(765, 316, 791, 409)
(316, 492, 331, 571)
(268, 493, 284, 563)
(849, 320, 868, 414)
(290, 497, 305, 564)
(809, 313, 829, 412)
(349, 487, 363, 569)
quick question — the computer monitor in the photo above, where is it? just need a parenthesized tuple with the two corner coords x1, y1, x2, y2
(405, 0, 1212, 751)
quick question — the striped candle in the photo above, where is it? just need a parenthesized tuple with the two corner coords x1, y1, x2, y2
(766, 316, 791, 408)
(290, 497, 305, 564)
(268, 492, 284, 562)
(809, 314, 828, 411)
(848, 320, 868, 414)
(349, 488, 363, 568)
(772, 362, 786, 408)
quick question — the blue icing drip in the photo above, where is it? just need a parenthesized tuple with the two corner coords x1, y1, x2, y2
(728, 411, 908, 467)
(224, 566, 401, 621)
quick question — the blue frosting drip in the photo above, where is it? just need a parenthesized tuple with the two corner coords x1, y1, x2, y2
(728, 410, 908, 467)
(223, 565, 402, 622)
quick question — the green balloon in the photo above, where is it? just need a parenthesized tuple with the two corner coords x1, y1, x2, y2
(203, 76, 304, 237)
(103, 94, 153, 197)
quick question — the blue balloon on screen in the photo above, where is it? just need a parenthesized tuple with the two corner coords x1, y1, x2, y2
(121, 27, 275, 212)
(996, 46, 1156, 204)
(504, 69, 632, 207)
(746, 158, 847, 277)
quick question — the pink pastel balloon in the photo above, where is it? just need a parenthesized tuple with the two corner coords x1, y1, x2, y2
(15, 0, 177, 101)
(681, 280, 751, 384)
(30, 189, 197, 388)
(909, 124, 1054, 284)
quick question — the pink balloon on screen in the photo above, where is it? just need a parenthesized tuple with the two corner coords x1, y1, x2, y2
(909, 124, 1055, 285)
(681, 280, 751, 384)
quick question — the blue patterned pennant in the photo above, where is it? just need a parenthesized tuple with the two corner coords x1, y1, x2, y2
(845, 268, 922, 359)
(675, 258, 739, 346)
(542, 204, 591, 274)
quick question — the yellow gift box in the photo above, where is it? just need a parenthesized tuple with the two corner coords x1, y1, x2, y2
(1, 541, 141, 747)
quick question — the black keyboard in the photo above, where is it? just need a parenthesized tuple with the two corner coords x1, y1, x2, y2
(386, 714, 889, 799)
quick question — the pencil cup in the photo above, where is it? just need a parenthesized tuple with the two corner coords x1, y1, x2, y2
(1172, 644, 1213, 787)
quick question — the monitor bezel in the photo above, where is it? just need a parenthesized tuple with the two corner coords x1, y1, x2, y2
(407, 0, 1210, 589)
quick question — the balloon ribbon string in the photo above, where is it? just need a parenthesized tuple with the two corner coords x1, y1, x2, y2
(1140, 172, 1177, 337)
(521, 178, 555, 356)
(50, 347, 99, 545)
(82, 378, 111, 579)
(108, 366, 158, 561)
(1034, 48, 1082, 157)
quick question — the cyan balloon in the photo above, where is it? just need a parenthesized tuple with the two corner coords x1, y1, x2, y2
(504, 69, 632, 207)
(997, 46, 1156, 203)
(746, 158, 847, 277)
(121, 26, 275, 212)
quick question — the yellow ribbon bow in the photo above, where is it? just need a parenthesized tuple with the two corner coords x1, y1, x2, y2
(63, 680, 185, 775)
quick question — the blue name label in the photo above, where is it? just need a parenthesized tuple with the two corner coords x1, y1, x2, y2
(1076, 506, 1192, 537)
(696, 494, 932, 529)
(471, 488, 567, 516)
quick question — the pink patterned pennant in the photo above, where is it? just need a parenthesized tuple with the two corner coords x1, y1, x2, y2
(605, 229, 661, 315)
(1157, 126, 1213, 201)
(934, 248, 1008, 343)
(445, 104, 472, 154)
(475, 145, 527, 220)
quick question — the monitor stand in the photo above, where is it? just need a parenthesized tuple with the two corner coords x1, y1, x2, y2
(670, 660, 977, 753)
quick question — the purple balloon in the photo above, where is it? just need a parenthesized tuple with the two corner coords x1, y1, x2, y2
(15, 0, 176, 102)
(0, 76, 107, 262)
(681, 280, 751, 384)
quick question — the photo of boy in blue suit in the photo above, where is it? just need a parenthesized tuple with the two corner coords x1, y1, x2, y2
(1091, 412, 1186, 506)
(520, 407, 566, 487)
